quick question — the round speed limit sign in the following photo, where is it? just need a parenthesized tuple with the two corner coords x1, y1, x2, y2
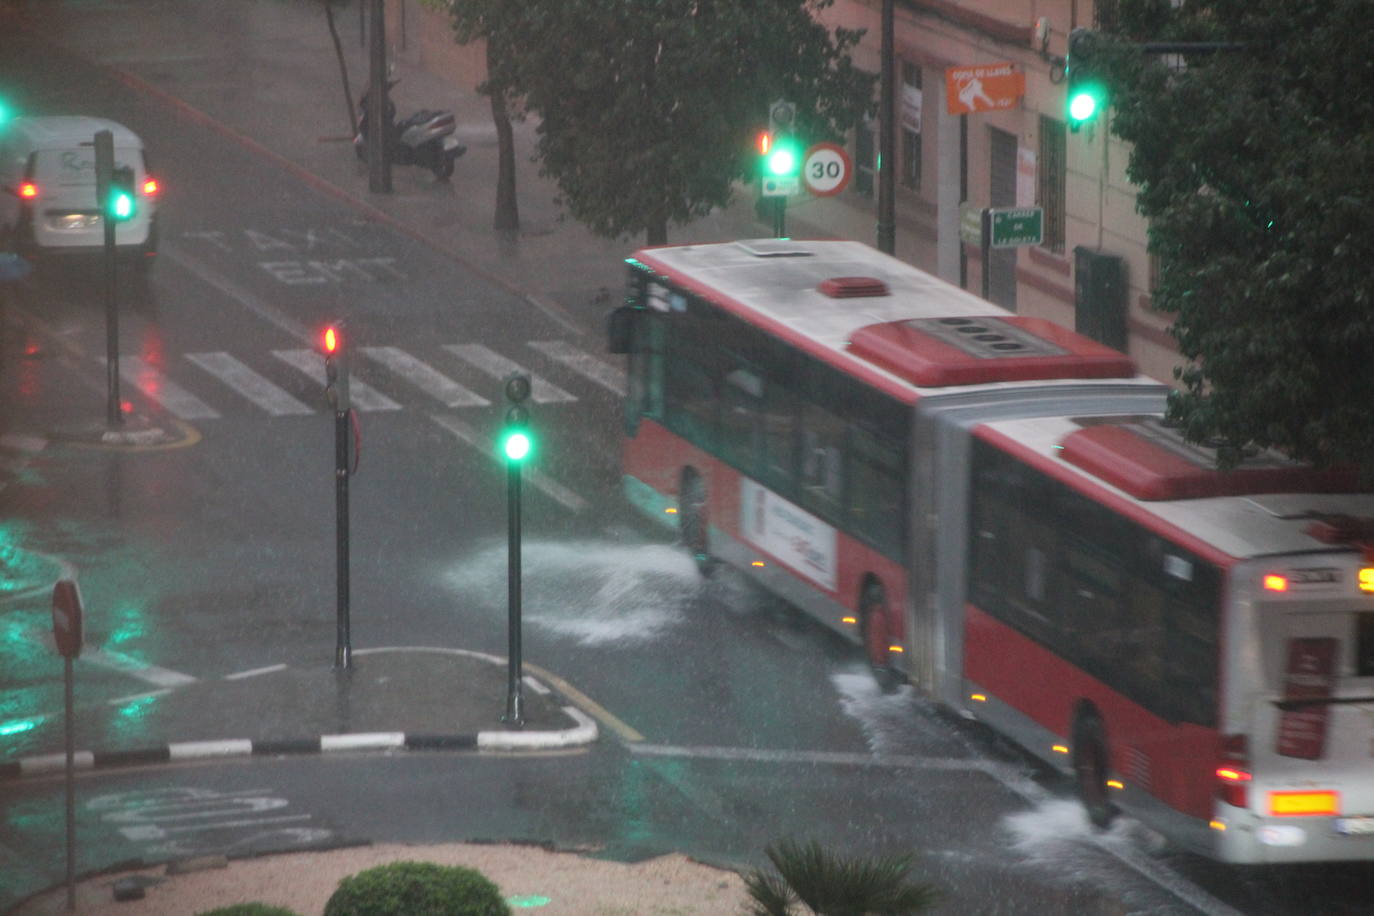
(801, 142, 852, 197)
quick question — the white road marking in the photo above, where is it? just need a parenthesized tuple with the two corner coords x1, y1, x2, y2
(25, 630, 199, 687)
(360, 346, 490, 407)
(443, 344, 576, 403)
(271, 349, 400, 411)
(80, 645, 198, 687)
(101, 356, 221, 419)
(186, 352, 314, 416)
(629, 743, 1011, 773)
(223, 663, 288, 680)
(527, 340, 626, 396)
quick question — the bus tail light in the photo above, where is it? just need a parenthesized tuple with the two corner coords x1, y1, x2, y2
(1269, 790, 1339, 817)
(1216, 734, 1252, 809)
(1263, 574, 1289, 592)
(142, 176, 160, 197)
(18, 180, 38, 199)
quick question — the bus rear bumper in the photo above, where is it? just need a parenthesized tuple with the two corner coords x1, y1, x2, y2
(1211, 802, 1374, 863)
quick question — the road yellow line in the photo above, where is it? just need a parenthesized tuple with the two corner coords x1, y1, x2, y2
(526, 661, 645, 743)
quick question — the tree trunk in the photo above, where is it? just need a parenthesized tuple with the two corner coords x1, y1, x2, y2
(324, 0, 356, 137)
(488, 41, 520, 234)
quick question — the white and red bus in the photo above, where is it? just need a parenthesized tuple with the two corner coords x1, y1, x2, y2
(608, 238, 1374, 864)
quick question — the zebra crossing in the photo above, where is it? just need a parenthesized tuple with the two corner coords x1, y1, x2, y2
(106, 341, 624, 421)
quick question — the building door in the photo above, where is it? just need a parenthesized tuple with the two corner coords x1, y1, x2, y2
(988, 128, 1017, 311)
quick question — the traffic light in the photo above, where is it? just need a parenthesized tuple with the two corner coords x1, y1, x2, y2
(107, 165, 137, 221)
(763, 137, 801, 179)
(501, 372, 532, 462)
(322, 321, 350, 411)
(1066, 28, 1105, 132)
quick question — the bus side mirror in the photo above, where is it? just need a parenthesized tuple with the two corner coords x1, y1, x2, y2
(607, 304, 637, 354)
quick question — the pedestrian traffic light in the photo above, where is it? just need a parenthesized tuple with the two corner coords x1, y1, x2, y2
(322, 321, 350, 411)
(501, 372, 532, 462)
(763, 137, 801, 179)
(1066, 28, 1105, 132)
(106, 165, 137, 221)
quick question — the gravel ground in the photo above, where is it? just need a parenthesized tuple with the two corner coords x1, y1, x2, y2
(13, 843, 753, 915)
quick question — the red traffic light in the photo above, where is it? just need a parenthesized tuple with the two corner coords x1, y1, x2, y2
(323, 326, 340, 354)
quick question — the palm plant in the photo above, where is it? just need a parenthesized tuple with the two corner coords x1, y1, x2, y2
(744, 838, 939, 915)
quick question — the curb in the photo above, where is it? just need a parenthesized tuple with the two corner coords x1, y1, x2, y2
(0, 705, 597, 781)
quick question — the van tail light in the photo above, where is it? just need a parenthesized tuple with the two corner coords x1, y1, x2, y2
(1216, 733, 1252, 809)
(18, 180, 38, 199)
(141, 177, 160, 197)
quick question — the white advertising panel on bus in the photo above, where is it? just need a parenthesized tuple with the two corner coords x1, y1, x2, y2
(740, 480, 837, 592)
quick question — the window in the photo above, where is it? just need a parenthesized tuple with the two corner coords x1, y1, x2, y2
(1037, 115, 1066, 253)
(799, 402, 845, 515)
(721, 363, 764, 473)
(663, 345, 717, 450)
(901, 62, 922, 190)
(968, 438, 1220, 725)
(848, 425, 905, 556)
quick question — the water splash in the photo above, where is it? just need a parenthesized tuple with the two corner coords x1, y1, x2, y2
(830, 669, 918, 755)
(443, 540, 702, 646)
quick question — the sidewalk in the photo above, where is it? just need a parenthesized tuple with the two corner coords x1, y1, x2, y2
(30, 0, 845, 326)
(0, 647, 596, 781)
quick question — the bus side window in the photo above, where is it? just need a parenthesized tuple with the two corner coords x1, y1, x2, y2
(721, 365, 764, 474)
(800, 404, 844, 514)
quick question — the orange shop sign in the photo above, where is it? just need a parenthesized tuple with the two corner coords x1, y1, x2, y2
(945, 62, 1025, 115)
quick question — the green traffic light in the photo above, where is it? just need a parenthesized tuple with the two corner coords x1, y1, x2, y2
(503, 430, 531, 462)
(765, 145, 798, 177)
(1068, 88, 1101, 123)
(110, 191, 135, 220)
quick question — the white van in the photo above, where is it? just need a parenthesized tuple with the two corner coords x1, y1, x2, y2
(0, 116, 159, 270)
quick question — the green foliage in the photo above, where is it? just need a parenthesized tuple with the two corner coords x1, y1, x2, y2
(744, 838, 938, 915)
(196, 906, 301, 916)
(1102, 0, 1374, 470)
(323, 860, 510, 916)
(426, 0, 873, 243)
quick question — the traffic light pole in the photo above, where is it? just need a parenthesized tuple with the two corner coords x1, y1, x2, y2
(504, 454, 524, 727)
(772, 197, 786, 239)
(501, 371, 532, 727)
(94, 130, 122, 429)
(334, 400, 351, 669)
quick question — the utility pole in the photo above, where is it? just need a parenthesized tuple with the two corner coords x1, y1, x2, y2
(366, 0, 391, 193)
(876, 0, 896, 254)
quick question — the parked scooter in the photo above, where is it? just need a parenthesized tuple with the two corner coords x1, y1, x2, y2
(354, 83, 466, 180)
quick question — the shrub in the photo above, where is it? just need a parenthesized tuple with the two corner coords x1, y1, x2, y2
(196, 905, 301, 916)
(323, 860, 510, 916)
(744, 838, 938, 915)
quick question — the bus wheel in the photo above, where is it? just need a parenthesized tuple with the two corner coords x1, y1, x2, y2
(1072, 709, 1116, 829)
(859, 582, 901, 693)
(678, 469, 713, 575)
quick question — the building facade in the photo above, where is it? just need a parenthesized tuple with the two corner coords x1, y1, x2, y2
(390, 0, 1178, 383)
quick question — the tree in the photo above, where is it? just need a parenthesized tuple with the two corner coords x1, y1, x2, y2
(1100, 0, 1374, 470)
(422, 0, 527, 233)
(491, 0, 872, 245)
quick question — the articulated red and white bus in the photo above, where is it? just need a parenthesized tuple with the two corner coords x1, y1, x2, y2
(607, 238, 1374, 864)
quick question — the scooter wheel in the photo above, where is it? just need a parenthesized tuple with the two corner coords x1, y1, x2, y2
(432, 154, 455, 181)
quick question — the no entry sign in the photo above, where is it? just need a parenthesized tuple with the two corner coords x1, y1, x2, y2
(51, 579, 84, 659)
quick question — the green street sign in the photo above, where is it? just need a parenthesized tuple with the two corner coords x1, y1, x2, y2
(990, 207, 1043, 247)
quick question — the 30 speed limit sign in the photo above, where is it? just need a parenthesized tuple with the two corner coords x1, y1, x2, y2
(801, 142, 852, 197)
